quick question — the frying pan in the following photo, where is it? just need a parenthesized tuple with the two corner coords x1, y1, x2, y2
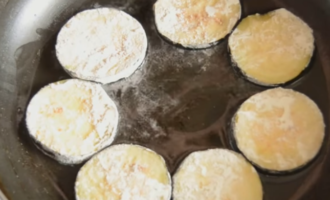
(1, 0, 330, 199)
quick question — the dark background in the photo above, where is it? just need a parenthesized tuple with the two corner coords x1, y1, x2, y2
(0, 0, 8, 11)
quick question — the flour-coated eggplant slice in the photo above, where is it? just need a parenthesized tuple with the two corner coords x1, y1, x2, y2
(233, 88, 325, 172)
(75, 144, 172, 200)
(56, 8, 148, 84)
(173, 149, 263, 200)
(26, 79, 119, 164)
(229, 8, 315, 86)
(154, 0, 241, 49)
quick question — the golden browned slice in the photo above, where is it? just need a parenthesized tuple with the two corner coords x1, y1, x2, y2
(26, 79, 119, 164)
(154, 0, 241, 48)
(229, 8, 314, 86)
(75, 144, 172, 200)
(233, 88, 325, 172)
(173, 149, 263, 200)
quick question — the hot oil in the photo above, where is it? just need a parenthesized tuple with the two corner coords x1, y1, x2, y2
(15, 0, 330, 199)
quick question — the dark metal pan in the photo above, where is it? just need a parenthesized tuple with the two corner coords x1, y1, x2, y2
(1, 0, 330, 199)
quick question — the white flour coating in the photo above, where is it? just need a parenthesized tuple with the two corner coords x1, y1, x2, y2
(154, 0, 241, 48)
(75, 144, 172, 200)
(173, 149, 263, 200)
(26, 79, 119, 164)
(234, 88, 325, 171)
(229, 8, 315, 85)
(56, 8, 148, 84)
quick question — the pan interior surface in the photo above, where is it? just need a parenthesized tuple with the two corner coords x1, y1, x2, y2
(0, 0, 330, 200)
